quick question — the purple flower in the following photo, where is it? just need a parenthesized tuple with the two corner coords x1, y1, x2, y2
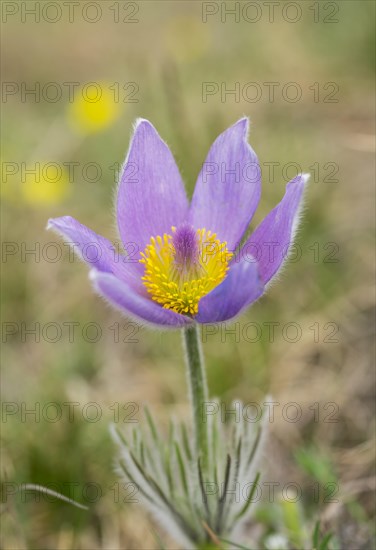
(48, 118, 308, 328)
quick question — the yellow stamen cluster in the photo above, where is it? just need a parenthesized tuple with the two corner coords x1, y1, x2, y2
(140, 227, 233, 316)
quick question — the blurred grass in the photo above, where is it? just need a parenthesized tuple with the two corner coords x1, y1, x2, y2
(1, 1, 375, 549)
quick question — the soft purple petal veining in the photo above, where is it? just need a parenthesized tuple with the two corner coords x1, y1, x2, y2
(241, 174, 309, 286)
(47, 216, 144, 292)
(47, 216, 116, 273)
(189, 118, 261, 252)
(47, 120, 308, 328)
(196, 258, 264, 323)
(117, 119, 189, 263)
(90, 271, 193, 328)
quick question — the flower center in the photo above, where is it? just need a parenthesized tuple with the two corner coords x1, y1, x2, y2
(140, 224, 233, 315)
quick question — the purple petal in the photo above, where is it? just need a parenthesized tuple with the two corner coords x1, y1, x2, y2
(242, 174, 309, 285)
(47, 216, 116, 273)
(47, 216, 143, 292)
(117, 119, 189, 261)
(189, 118, 261, 252)
(196, 259, 264, 323)
(90, 271, 193, 328)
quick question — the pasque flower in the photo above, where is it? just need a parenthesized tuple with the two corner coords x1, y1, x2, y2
(48, 118, 308, 327)
(47, 119, 309, 546)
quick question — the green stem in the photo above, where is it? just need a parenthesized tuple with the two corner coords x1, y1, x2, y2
(182, 325, 209, 470)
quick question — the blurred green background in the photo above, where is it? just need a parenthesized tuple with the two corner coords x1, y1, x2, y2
(1, 1, 375, 549)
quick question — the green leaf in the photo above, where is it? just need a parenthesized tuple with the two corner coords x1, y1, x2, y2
(233, 471, 260, 521)
(320, 532, 333, 550)
(215, 454, 231, 534)
(211, 413, 219, 485)
(312, 520, 320, 548)
(280, 499, 304, 549)
(130, 450, 199, 542)
(114, 426, 129, 448)
(219, 537, 252, 549)
(118, 458, 156, 504)
(151, 528, 167, 550)
(164, 444, 173, 497)
(295, 446, 336, 486)
(175, 441, 189, 496)
(181, 421, 192, 462)
(144, 406, 159, 445)
(246, 426, 262, 469)
(140, 440, 145, 467)
(197, 457, 211, 523)
(311, 520, 334, 550)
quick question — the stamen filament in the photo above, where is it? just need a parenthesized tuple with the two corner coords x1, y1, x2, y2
(140, 225, 233, 316)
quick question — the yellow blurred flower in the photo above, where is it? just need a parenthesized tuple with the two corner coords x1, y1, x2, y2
(164, 16, 211, 62)
(2, 161, 70, 206)
(67, 82, 120, 134)
(22, 163, 70, 205)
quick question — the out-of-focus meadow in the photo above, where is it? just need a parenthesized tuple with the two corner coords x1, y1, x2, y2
(1, 1, 375, 549)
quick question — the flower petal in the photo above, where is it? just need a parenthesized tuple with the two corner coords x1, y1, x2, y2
(47, 216, 115, 272)
(196, 259, 263, 323)
(90, 271, 193, 328)
(189, 118, 261, 251)
(47, 216, 143, 291)
(117, 119, 189, 259)
(242, 174, 309, 285)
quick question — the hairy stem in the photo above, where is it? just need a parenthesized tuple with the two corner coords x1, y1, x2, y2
(182, 325, 209, 471)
